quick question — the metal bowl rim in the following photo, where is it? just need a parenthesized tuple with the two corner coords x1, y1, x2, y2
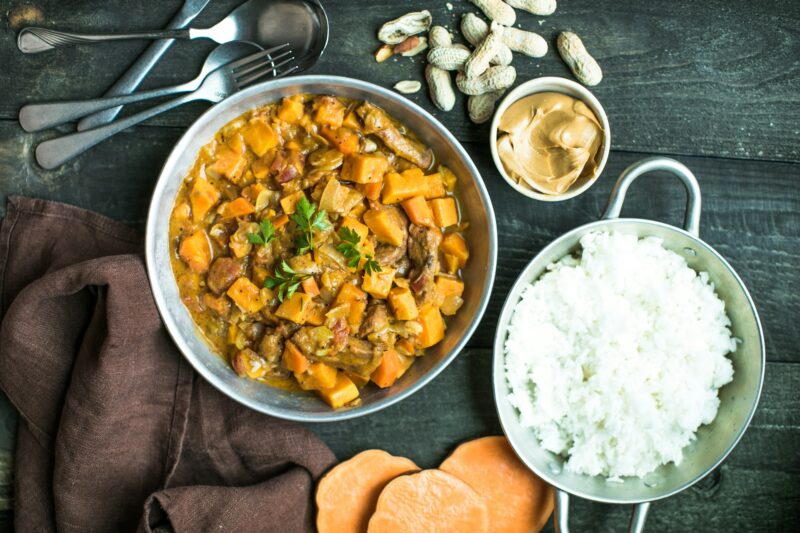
(145, 74, 498, 422)
(492, 217, 765, 504)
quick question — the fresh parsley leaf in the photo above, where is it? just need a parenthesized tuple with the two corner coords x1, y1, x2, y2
(335, 227, 383, 274)
(363, 255, 381, 276)
(289, 197, 330, 254)
(264, 260, 307, 302)
(246, 219, 276, 246)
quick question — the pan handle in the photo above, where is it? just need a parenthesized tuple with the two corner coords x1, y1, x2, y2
(602, 157, 701, 237)
(555, 489, 651, 533)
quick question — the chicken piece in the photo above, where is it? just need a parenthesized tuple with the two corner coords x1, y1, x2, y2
(359, 301, 390, 338)
(206, 257, 244, 294)
(335, 337, 384, 378)
(408, 224, 442, 300)
(291, 326, 323, 356)
(374, 208, 409, 267)
(356, 102, 433, 169)
(331, 318, 350, 352)
(259, 329, 284, 364)
(203, 293, 231, 318)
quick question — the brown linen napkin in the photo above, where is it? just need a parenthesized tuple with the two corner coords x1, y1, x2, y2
(0, 196, 336, 533)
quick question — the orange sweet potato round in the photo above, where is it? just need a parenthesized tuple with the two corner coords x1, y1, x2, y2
(367, 469, 489, 533)
(439, 436, 554, 533)
(316, 450, 419, 533)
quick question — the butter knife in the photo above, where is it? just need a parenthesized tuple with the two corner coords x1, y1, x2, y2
(76, 0, 211, 131)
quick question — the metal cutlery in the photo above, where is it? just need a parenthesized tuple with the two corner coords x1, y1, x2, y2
(20, 41, 267, 132)
(19, 0, 312, 53)
(34, 46, 298, 170)
(77, 0, 211, 130)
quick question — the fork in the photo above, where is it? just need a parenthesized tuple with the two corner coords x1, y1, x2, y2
(20, 43, 288, 133)
(35, 47, 297, 170)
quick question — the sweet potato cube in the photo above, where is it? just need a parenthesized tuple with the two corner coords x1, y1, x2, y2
(179, 229, 212, 273)
(416, 304, 445, 348)
(362, 267, 395, 299)
(440, 233, 469, 266)
(341, 153, 389, 184)
(395, 338, 416, 356)
(274, 291, 311, 324)
(227, 277, 266, 314)
(430, 197, 458, 228)
(442, 253, 460, 274)
(279, 190, 306, 215)
(302, 276, 320, 298)
(401, 196, 435, 227)
(321, 126, 360, 155)
(424, 173, 447, 199)
(340, 216, 370, 242)
(207, 145, 247, 182)
(242, 118, 279, 157)
(388, 287, 418, 320)
(357, 180, 383, 201)
(317, 373, 359, 408)
(363, 206, 406, 247)
(219, 197, 256, 219)
(396, 353, 415, 379)
(371, 349, 402, 388)
(346, 371, 370, 387)
(435, 275, 464, 298)
(334, 283, 368, 329)
(304, 300, 327, 326)
(272, 213, 289, 229)
(313, 96, 346, 128)
(283, 340, 310, 374)
(439, 165, 458, 191)
(190, 178, 220, 223)
(381, 170, 428, 204)
(277, 97, 305, 124)
(342, 111, 362, 130)
(297, 362, 339, 391)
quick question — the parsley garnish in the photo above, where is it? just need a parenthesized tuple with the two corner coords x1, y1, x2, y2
(336, 227, 383, 275)
(246, 219, 276, 246)
(264, 260, 309, 302)
(289, 197, 331, 254)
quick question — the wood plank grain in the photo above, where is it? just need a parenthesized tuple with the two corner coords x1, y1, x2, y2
(309, 350, 800, 532)
(1, 0, 798, 161)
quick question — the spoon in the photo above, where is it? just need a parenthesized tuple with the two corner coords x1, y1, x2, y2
(18, 0, 329, 69)
(19, 41, 264, 132)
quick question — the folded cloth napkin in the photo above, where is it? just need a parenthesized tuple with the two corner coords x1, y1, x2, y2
(0, 197, 336, 533)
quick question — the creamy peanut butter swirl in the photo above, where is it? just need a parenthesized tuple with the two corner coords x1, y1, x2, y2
(497, 92, 604, 195)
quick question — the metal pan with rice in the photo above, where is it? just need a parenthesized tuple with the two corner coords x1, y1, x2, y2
(493, 158, 764, 532)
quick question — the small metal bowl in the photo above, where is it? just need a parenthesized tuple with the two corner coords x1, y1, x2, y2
(146, 75, 497, 422)
(489, 77, 611, 202)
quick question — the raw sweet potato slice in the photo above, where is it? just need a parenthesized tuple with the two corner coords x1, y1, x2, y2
(439, 436, 554, 533)
(367, 469, 489, 533)
(316, 450, 419, 533)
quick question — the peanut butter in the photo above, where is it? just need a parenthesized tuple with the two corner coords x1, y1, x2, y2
(497, 92, 604, 195)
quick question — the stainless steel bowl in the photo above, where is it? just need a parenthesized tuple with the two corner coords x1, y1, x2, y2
(493, 158, 764, 532)
(146, 75, 497, 422)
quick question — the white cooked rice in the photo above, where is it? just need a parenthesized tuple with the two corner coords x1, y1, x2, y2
(504, 231, 736, 479)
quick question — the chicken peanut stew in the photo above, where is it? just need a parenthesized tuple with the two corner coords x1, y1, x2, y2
(169, 94, 469, 408)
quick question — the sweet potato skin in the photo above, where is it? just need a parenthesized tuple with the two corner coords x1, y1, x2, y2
(439, 436, 554, 533)
(367, 469, 489, 533)
(316, 450, 419, 533)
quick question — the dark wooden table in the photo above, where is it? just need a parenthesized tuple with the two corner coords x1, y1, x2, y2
(1, 0, 798, 530)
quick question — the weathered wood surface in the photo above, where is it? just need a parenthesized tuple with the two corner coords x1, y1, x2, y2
(0, 0, 798, 529)
(2, 0, 799, 161)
